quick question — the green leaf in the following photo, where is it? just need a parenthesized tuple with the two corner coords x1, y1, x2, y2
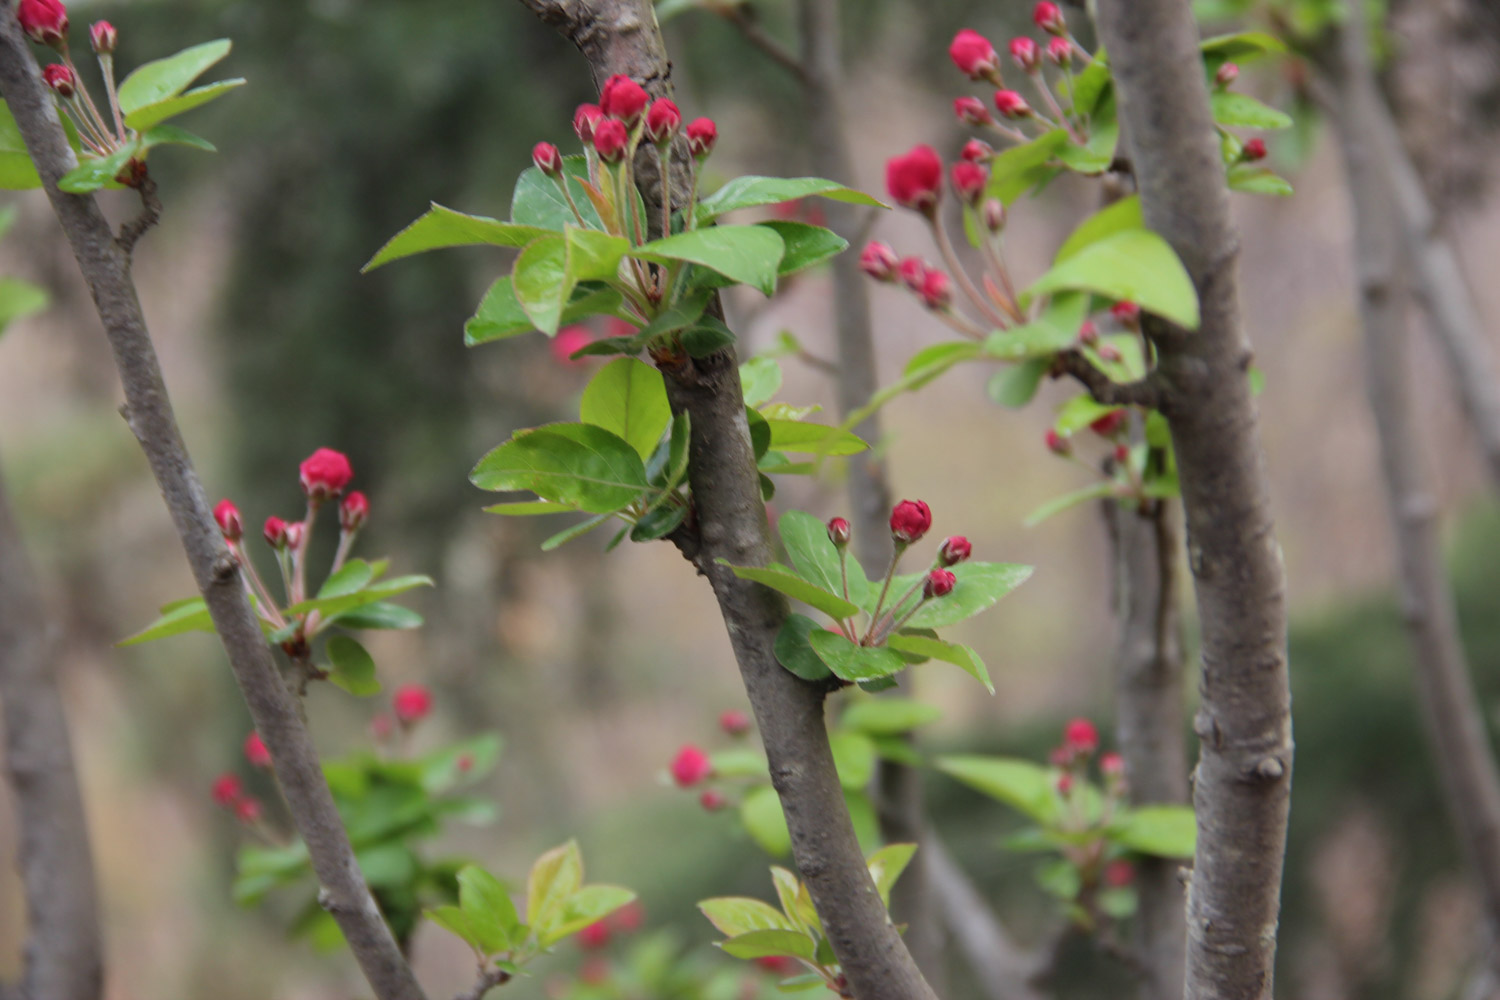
(1025, 229, 1199, 329)
(700, 894, 796, 937)
(123, 77, 245, 131)
(1024, 481, 1118, 527)
(1199, 31, 1288, 62)
(740, 356, 783, 408)
(0, 101, 40, 189)
(1037, 858, 1082, 900)
(526, 840, 584, 927)
(720, 929, 817, 962)
(325, 635, 380, 696)
(511, 234, 571, 336)
(542, 514, 613, 551)
(329, 602, 422, 630)
(681, 316, 736, 357)
(510, 156, 604, 231)
(632, 225, 786, 296)
(885, 633, 992, 693)
(708, 748, 770, 779)
(57, 143, 140, 195)
(765, 419, 866, 456)
(778, 510, 866, 605)
(483, 500, 575, 516)
(1070, 58, 1113, 117)
(318, 559, 377, 599)
(936, 755, 1060, 824)
(471, 423, 649, 513)
(694, 175, 884, 222)
(774, 614, 833, 681)
(138, 124, 216, 153)
(117, 40, 232, 115)
(759, 220, 847, 276)
(1111, 805, 1197, 858)
(878, 561, 1034, 629)
(988, 358, 1050, 408)
(0, 275, 48, 336)
(985, 130, 1069, 204)
(118, 597, 214, 646)
(465, 278, 625, 346)
(842, 697, 942, 735)
(808, 629, 908, 682)
(1056, 196, 1143, 263)
(829, 730, 877, 789)
(364, 204, 549, 271)
(770, 867, 821, 934)
(718, 561, 859, 619)
(538, 885, 637, 948)
(866, 843, 918, 908)
(1210, 92, 1293, 131)
(1228, 165, 1294, 197)
(458, 866, 519, 955)
(740, 784, 792, 857)
(566, 225, 629, 282)
(283, 575, 433, 619)
(580, 358, 671, 461)
(427, 905, 484, 953)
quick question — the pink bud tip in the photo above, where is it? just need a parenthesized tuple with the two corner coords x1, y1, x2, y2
(577, 920, 612, 950)
(1114, 443, 1130, 464)
(211, 773, 243, 806)
(950, 161, 988, 205)
(41, 62, 74, 98)
(885, 144, 943, 213)
(924, 567, 957, 599)
(1078, 320, 1100, 344)
(611, 901, 645, 932)
(592, 118, 629, 164)
(1046, 36, 1072, 67)
(669, 744, 713, 787)
(89, 19, 115, 54)
(699, 789, 728, 811)
(858, 242, 899, 282)
(262, 516, 290, 549)
(600, 74, 649, 126)
(993, 89, 1031, 119)
(686, 117, 717, 159)
(1033, 1, 1065, 34)
(1090, 409, 1127, 438)
(1063, 717, 1098, 753)
(1096, 343, 1123, 363)
(1242, 137, 1267, 162)
(214, 499, 242, 541)
(243, 732, 272, 769)
(897, 256, 930, 292)
(1055, 772, 1074, 795)
(889, 499, 933, 544)
(949, 28, 999, 81)
(938, 535, 972, 566)
(17, 0, 68, 48)
(961, 138, 993, 163)
(573, 103, 604, 144)
(826, 516, 852, 547)
(1215, 62, 1240, 88)
(1009, 36, 1040, 72)
(919, 269, 952, 311)
(393, 684, 433, 725)
(551, 324, 594, 366)
(1045, 428, 1070, 456)
(953, 95, 992, 127)
(757, 956, 800, 977)
(340, 491, 370, 532)
(532, 141, 562, 177)
(1110, 300, 1141, 325)
(983, 198, 1007, 233)
(299, 447, 353, 501)
(282, 521, 305, 550)
(719, 709, 752, 736)
(1105, 860, 1135, 887)
(645, 98, 681, 145)
(1101, 751, 1125, 777)
(234, 797, 262, 824)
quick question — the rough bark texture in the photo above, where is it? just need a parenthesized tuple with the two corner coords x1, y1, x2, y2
(0, 16, 425, 1000)
(1102, 498, 1187, 1000)
(1328, 6, 1500, 977)
(1093, 2, 1293, 998)
(514, 3, 937, 998)
(0, 465, 102, 1000)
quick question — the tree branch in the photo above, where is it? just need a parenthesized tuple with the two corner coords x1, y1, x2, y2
(0, 462, 102, 1000)
(924, 835, 1045, 1000)
(1093, 3, 1293, 998)
(721, 4, 808, 83)
(0, 14, 426, 1000)
(1327, 3, 1500, 979)
(1053, 351, 1162, 409)
(516, 4, 937, 997)
(452, 966, 511, 1000)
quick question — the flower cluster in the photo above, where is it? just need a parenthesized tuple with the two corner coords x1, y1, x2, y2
(210, 771, 264, 826)
(1047, 719, 1137, 906)
(666, 708, 754, 811)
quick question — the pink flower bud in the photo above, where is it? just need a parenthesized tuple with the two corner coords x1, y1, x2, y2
(757, 956, 800, 977)
(993, 89, 1031, 119)
(1078, 320, 1100, 344)
(1033, 1, 1065, 33)
(42, 62, 74, 98)
(686, 118, 717, 159)
(1110, 300, 1141, 326)
(949, 28, 1000, 81)
(573, 103, 604, 144)
(897, 256, 930, 292)
(699, 789, 728, 811)
(593, 118, 629, 164)
(670, 744, 713, 787)
(1105, 860, 1135, 887)
(599, 74, 649, 126)
(1214, 62, 1240, 88)
(282, 521, 305, 550)
(532, 141, 562, 177)
(924, 567, 957, 599)
(89, 19, 115, 54)
(577, 920, 612, 950)
(211, 773, 242, 806)
(919, 269, 952, 310)
(1055, 772, 1074, 796)
(1096, 343, 1123, 363)
(961, 138, 993, 163)
(719, 709, 752, 736)
(393, 683, 433, 725)
(889, 499, 932, 544)
(551, 325, 594, 366)
(17, 0, 67, 48)
(645, 98, 681, 145)
(340, 491, 369, 532)
(1242, 137, 1267, 162)
(214, 499, 242, 541)
(950, 162, 988, 205)
(885, 144, 943, 214)
(858, 242, 899, 282)
(1063, 717, 1098, 753)
(244, 731, 272, 769)
(234, 797, 262, 824)
(1046, 36, 1072, 67)
(827, 516, 852, 547)
(1101, 751, 1125, 777)
(1045, 428, 1070, 455)
(938, 535, 972, 566)
(983, 198, 1007, 233)
(299, 447, 353, 501)
(1114, 443, 1130, 464)
(262, 516, 290, 549)
(953, 95, 992, 126)
(1090, 409, 1127, 437)
(1009, 37, 1040, 72)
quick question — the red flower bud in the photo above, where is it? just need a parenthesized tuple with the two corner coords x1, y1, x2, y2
(234, 797, 262, 824)
(719, 709, 752, 736)
(393, 683, 433, 725)
(551, 325, 594, 366)
(262, 516, 290, 549)
(593, 118, 629, 164)
(950, 161, 988, 205)
(89, 19, 115, 54)
(897, 256, 930, 292)
(1101, 751, 1125, 777)
(283, 521, 305, 550)
(1063, 717, 1098, 753)
(573, 103, 604, 144)
(993, 89, 1031, 119)
(42, 62, 74, 98)
(924, 567, 957, 599)
(17, 0, 67, 48)
(1110, 300, 1141, 326)
(686, 118, 717, 159)
(244, 731, 272, 769)
(983, 198, 1007, 233)
(699, 789, 728, 811)
(919, 269, 952, 310)
(1033, 1, 1066, 34)
(1090, 409, 1127, 437)
(532, 141, 562, 177)
(1046, 36, 1073, 67)
(949, 28, 1000, 82)
(953, 95, 992, 126)
(1105, 860, 1135, 887)
(600, 74, 649, 126)
(1242, 137, 1267, 162)
(1078, 320, 1100, 344)
(889, 499, 932, 544)
(1096, 343, 1123, 363)
(577, 921, 612, 950)
(211, 773, 242, 806)
(340, 491, 369, 532)
(1114, 443, 1130, 465)
(669, 744, 713, 787)
(645, 98, 681, 145)
(827, 516, 852, 549)
(938, 535, 972, 566)
(1214, 62, 1240, 88)
(886, 144, 943, 213)
(858, 242, 899, 282)
(299, 447, 353, 501)
(1045, 428, 1070, 455)
(757, 956, 800, 977)
(1009, 36, 1040, 73)
(961, 138, 993, 163)
(1056, 772, 1074, 796)
(214, 498, 242, 541)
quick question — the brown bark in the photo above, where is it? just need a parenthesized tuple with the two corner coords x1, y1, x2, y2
(1092, 2, 1294, 997)
(0, 463, 102, 1000)
(0, 14, 425, 1000)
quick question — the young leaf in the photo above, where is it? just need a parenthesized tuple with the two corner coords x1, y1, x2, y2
(720, 929, 818, 961)
(877, 562, 1034, 629)
(807, 629, 908, 683)
(364, 205, 549, 271)
(1228, 165, 1294, 197)
(759, 220, 847, 276)
(717, 562, 859, 620)
(694, 175, 884, 223)
(118, 597, 214, 646)
(542, 514, 613, 551)
(471, 423, 649, 513)
(57, 142, 140, 194)
(777, 510, 868, 605)
(526, 841, 584, 928)
(117, 40, 232, 115)
(1024, 481, 1118, 527)
(740, 784, 792, 857)
(426, 904, 484, 954)
(1110, 805, 1197, 858)
(1055, 196, 1144, 263)
(841, 698, 942, 736)
(631, 225, 786, 296)
(510, 156, 605, 231)
(325, 635, 380, 696)
(565, 225, 629, 282)
(580, 358, 672, 461)
(988, 358, 1050, 408)
(123, 78, 245, 132)
(1210, 92, 1293, 131)
(1025, 230, 1200, 329)
(465, 278, 626, 346)
(319, 559, 376, 599)
(866, 843, 918, 908)
(885, 633, 993, 693)
(537, 885, 637, 947)
(458, 866, 520, 955)
(936, 755, 1060, 825)
(774, 614, 834, 681)
(283, 574, 433, 619)
(829, 730, 877, 789)
(699, 894, 797, 937)
(329, 602, 423, 631)
(0, 275, 48, 336)
(985, 130, 1069, 204)
(512, 234, 571, 336)
(740, 356, 783, 408)
(765, 419, 866, 456)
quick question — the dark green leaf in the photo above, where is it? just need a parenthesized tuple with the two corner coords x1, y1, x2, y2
(326, 635, 380, 696)
(364, 205, 549, 271)
(541, 514, 613, 551)
(124, 78, 244, 131)
(885, 633, 992, 693)
(808, 629, 907, 682)
(629, 503, 687, 542)
(694, 175, 884, 222)
(774, 614, 833, 681)
(632, 225, 785, 296)
(471, 423, 649, 513)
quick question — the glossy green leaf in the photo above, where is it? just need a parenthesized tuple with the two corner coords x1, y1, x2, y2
(681, 316, 736, 357)
(464, 278, 624, 346)
(124, 77, 245, 131)
(57, 143, 140, 194)
(330, 602, 423, 631)
(138, 124, 216, 153)
(364, 205, 549, 271)
(937, 755, 1060, 824)
(632, 225, 785, 296)
(471, 423, 648, 513)
(866, 843, 918, 908)
(1055, 394, 1123, 435)
(699, 894, 796, 937)
(808, 629, 908, 682)
(1228, 165, 1294, 196)
(988, 358, 1050, 408)
(985, 130, 1069, 204)
(319, 559, 377, 599)
(1056, 196, 1143, 263)
(427, 905, 484, 953)
(829, 730, 877, 789)
(0, 101, 39, 189)
(886, 633, 992, 693)
(510, 156, 604, 231)
(739, 784, 792, 857)
(580, 358, 671, 461)
(841, 697, 942, 735)
(759, 220, 847, 275)
(566, 225, 629, 282)
(695, 175, 884, 222)
(1024, 481, 1118, 527)
(740, 356, 783, 408)
(720, 929, 817, 961)
(1210, 92, 1293, 130)
(117, 40, 232, 115)
(458, 865, 519, 955)
(1110, 805, 1197, 858)
(526, 840, 583, 927)
(326, 635, 380, 696)
(283, 574, 433, 619)
(1199, 31, 1288, 61)
(770, 866, 821, 934)
(118, 597, 214, 646)
(877, 562, 1034, 629)
(1025, 229, 1199, 329)
(482, 500, 575, 516)
(774, 614, 833, 681)
(1070, 58, 1113, 116)
(765, 419, 866, 456)
(538, 884, 637, 947)
(511, 234, 571, 336)
(777, 510, 867, 605)
(718, 561, 859, 619)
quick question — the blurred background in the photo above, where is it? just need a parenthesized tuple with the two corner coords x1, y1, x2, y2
(3, 0, 1500, 997)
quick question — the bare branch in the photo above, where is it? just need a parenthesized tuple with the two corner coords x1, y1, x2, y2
(452, 967, 511, 1000)
(721, 5, 809, 83)
(925, 836, 1046, 1000)
(115, 175, 161, 255)
(1093, 2, 1293, 998)
(1053, 350, 1162, 409)
(0, 463, 102, 1000)
(0, 14, 426, 1000)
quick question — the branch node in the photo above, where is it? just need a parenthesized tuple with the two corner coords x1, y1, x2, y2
(115, 175, 161, 256)
(1251, 756, 1286, 782)
(211, 552, 238, 584)
(1054, 350, 1163, 409)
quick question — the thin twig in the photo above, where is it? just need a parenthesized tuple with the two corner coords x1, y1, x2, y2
(1054, 349, 1161, 408)
(718, 4, 809, 83)
(452, 966, 512, 1000)
(116, 175, 161, 255)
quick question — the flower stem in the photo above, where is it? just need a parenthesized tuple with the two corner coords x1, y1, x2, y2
(864, 544, 905, 643)
(97, 52, 125, 140)
(931, 212, 1008, 329)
